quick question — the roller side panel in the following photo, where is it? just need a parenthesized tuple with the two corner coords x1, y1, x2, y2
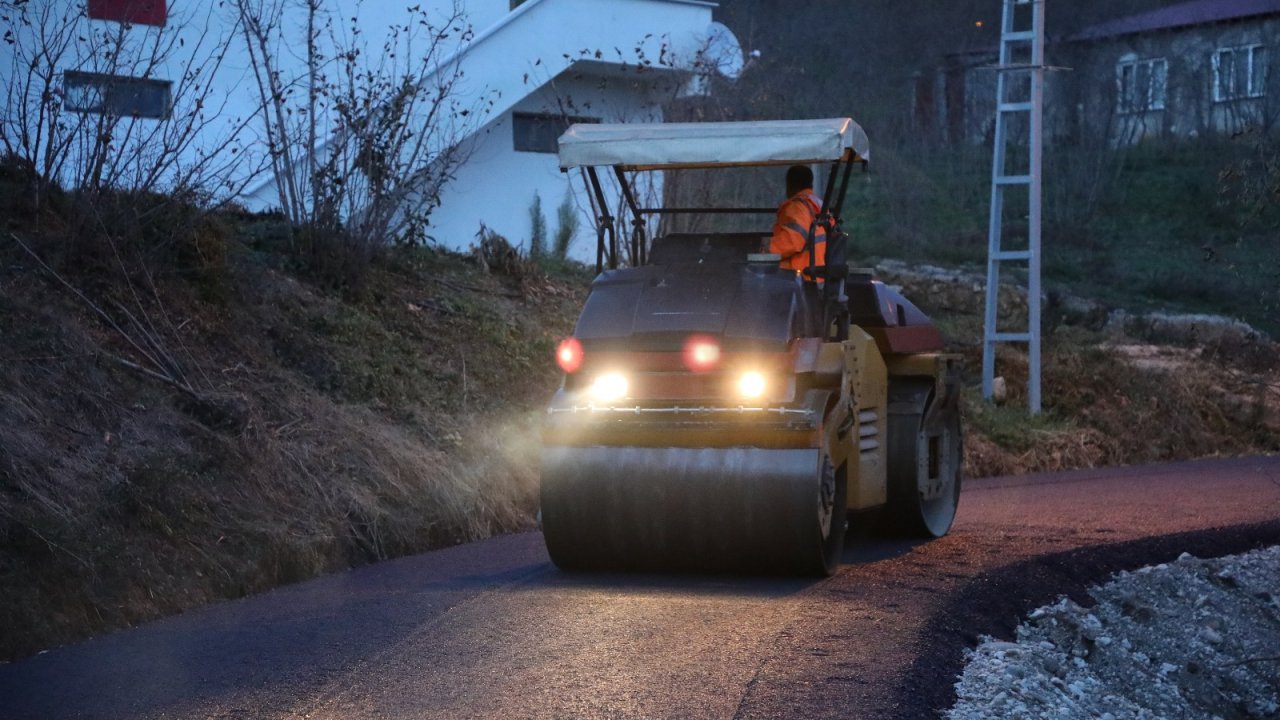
(837, 328, 889, 511)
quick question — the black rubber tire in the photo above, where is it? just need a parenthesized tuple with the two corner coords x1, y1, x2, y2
(883, 380, 963, 538)
(793, 456, 848, 577)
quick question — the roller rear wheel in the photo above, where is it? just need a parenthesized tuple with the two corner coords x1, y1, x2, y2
(883, 380, 962, 538)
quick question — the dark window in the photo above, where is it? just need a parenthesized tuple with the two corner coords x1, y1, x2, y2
(87, 0, 167, 26)
(1115, 57, 1166, 113)
(1213, 45, 1267, 101)
(64, 71, 172, 119)
(510, 0, 529, 10)
(512, 113, 599, 154)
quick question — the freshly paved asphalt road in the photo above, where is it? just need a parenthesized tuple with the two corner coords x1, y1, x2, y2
(2, 455, 1278, 719)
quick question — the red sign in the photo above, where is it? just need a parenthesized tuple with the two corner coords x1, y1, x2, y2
(87, 0, 167, 27)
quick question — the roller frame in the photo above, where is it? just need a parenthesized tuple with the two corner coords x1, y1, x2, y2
(540, 118, 963, 574)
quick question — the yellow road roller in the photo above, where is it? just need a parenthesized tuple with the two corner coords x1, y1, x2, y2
(541, 118, 962, 575)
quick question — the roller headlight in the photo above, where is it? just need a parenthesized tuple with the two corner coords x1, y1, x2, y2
(736, 371, 767, 399)
(590, 372, 629, 402)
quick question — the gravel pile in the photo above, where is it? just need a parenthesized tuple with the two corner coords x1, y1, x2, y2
(949, 546, 1280, 719)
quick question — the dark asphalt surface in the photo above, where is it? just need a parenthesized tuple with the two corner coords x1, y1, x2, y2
(2, 455, 1278, 719)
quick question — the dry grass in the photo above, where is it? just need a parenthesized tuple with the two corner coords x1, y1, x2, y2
(875, 267, 1280, 479)
(0, 226, 582, 660)
(958, 341, 1279, 478)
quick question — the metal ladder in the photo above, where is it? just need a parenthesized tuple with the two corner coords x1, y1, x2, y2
(982, 0, 1045, 413)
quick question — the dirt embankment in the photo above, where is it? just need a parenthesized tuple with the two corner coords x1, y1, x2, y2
(876, 260, 1280, 480)
(0, 213, 585, 661)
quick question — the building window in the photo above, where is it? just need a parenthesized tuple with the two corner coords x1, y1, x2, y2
(510, 0, 529, 9)
(1116, 57, 1167, 113)
(1213, 45, 1266, 101)
(64, 71, 172, 119)
(87, 0, 167, 26)
(512, 113, 599, 154)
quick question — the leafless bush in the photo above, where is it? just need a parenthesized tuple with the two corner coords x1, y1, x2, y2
(473, 223, 526, 278)
(235, 0, 492, 254)
(0, 0, 258, 209)
(1219, 128, 1280, 228)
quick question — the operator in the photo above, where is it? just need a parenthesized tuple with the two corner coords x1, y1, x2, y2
(769, 164, 826, 279)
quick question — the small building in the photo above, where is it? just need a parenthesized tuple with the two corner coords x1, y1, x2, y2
(917, 0, 1280, 146)
(240, 0, 744, 260)
(1064, 0, 1279, 144)
(2, 0, 742, 261)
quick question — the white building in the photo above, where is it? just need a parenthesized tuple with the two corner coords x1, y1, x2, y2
(0, 0, 742, 262)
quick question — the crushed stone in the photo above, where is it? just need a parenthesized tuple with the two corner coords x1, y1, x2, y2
(948, 546, 1280, 720)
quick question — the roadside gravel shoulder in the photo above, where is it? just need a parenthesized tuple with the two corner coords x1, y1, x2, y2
(948, 546, 1280, 719)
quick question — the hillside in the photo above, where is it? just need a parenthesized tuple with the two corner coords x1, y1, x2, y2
(2, 185, 1277, 662)
(0, 196, 586, 660)
(877, 260, 1280, 478)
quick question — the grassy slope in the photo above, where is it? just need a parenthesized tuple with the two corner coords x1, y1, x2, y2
(846, 139, 1280, 337)
(0, 217, 586, 661)
(877, 263, 1280, 479)
(844, 135, 1280, 475)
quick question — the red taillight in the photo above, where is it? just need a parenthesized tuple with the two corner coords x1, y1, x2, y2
(683, 335, 721, 372)
(556, 337, 584, 374)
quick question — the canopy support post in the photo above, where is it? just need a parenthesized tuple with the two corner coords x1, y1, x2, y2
(585, 166, 616, 272)
(614, 166, 648, 266)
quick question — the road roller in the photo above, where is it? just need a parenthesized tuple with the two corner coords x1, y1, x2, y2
(541, 118, 962, 575)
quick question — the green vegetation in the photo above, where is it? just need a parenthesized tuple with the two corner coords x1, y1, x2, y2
(528, 192, 547, 258)
(554, 191, 580, 260)
(845, 137, 1280, 337)
(879, 269, 1280, 479)
(963, 388, 1075, 454)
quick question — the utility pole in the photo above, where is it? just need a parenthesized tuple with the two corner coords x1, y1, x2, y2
(982, 0, 1045, 414)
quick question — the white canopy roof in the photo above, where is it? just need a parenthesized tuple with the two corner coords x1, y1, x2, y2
(557, 118, 870, 170)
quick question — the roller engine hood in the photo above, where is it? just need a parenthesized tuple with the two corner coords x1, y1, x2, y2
(572, 264, 801, 351)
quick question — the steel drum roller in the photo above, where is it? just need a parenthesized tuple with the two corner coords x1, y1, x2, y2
(541, 445, 841, 574)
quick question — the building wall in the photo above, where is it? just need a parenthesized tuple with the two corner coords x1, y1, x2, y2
(1063, 15, 1279, 145)
(425, 69, 679, 262)
(933, 15, 1279, 147)
(3, 0, 734, 265)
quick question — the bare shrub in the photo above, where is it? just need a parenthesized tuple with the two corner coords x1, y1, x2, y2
(0, 0, 258, 209)
(473, 223, 526, 278)
(1218, 128, 1280, 229)
(234, 0, 492, 264)
(2, 0, 260, 326)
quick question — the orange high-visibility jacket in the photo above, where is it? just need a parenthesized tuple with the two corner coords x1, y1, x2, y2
(769, 189, 826, 277)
